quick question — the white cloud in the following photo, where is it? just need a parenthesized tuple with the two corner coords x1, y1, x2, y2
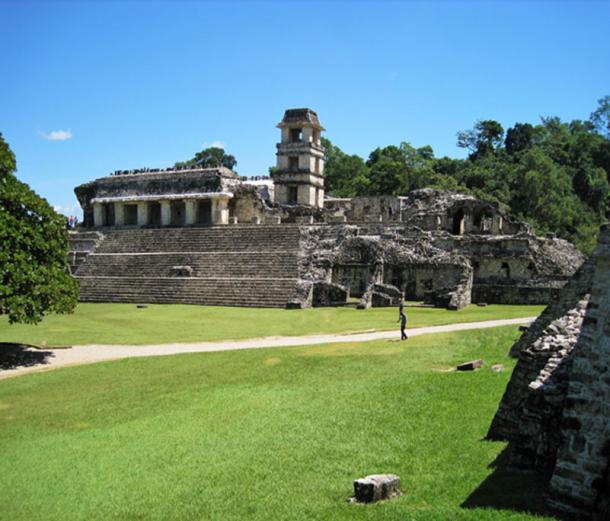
(202, 140, 226, 149)
(41, 129, 73, 141)
(53, 203, 81, 217)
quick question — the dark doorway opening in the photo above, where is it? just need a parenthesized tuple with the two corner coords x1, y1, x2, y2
(197, 200, 212, 225)
(102, 203, 115, 226)
(290, 128, 302, 142)
(452, 209, 465, 235)
(288, 156, 299, 171)
(170, 201, 185, 226)
(288, 186, 298, 204)
(149, 203, 161, 226)
(500, 262, 511, 279)
(124, 204, 137, 226)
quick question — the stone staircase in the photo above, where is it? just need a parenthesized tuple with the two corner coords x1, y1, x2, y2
(68, 231, 104, 274)
(74, 226, 303, 307)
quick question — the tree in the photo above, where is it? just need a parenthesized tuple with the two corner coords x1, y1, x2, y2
(320, 137, 370, 197)
(175, 146, 237, 170)
(0, 133, 78, 324)
(505, 123, 537, 155)
(457, 120, 504, 158)
(590, 95, 610, 139)
(366, 146, 408, 195)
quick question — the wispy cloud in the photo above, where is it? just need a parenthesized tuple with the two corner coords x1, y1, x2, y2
(40, 129, 73, 141)
(202, 140, 226, 149)
(53, 203, 81, 216)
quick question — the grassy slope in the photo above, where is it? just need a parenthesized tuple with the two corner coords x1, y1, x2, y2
(0, 303, 543, 346)
(0, 326, 554, 520)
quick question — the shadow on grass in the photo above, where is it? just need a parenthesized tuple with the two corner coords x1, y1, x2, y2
(461, 445, 562, 519)
(0, 343, 54, 371)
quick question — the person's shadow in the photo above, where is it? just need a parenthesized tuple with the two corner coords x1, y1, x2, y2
(0, 343, 54, 371)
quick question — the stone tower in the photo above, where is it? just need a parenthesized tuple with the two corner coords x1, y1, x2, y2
(272, 108, 325, 207)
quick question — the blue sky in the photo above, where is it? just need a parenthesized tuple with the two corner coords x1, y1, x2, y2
(2, 0, 609, 216)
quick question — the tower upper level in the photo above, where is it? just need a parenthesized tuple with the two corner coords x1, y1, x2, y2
(277, 108, 325, 147)
(272, 108, 326, 208)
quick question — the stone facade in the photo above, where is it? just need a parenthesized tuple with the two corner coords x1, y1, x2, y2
(71, 108, 583, 310)
(486, 224, 610, 520)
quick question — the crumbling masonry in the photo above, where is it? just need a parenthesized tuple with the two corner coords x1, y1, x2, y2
(487, 224, 610, 520)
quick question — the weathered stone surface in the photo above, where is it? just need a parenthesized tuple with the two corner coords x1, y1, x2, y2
(371, 291, 393, 308)
(312, 282, 348, 307)
(353, 474, 402, 503)
(486, 224, 610, 520)
(169, 265, 192, 277)
(372, 283, 402, 305)
(457, 359, 483, 371)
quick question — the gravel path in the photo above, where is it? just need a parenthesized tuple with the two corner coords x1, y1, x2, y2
(0, 317, 535, 380)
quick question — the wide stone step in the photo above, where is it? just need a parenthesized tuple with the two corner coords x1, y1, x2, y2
(93, 226, 302, 254)
(75, 252, 299, 278)
(77, 276, 297, 307)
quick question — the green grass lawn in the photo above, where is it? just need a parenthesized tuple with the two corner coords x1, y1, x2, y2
(0, 302, 543, 346)
(0, 326, 554, 520)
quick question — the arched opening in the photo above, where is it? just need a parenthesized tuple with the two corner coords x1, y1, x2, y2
(452, 209, 465, 235)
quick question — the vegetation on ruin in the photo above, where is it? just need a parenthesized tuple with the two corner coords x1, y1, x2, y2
(322, 96, 610, 254)
(0, 134, 78, 324)
(0, 302, 542, 346)
(0, 326, 555, 520)
(174, 145, 238, 170)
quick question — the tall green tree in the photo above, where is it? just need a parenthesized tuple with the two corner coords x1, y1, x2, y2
(457, 120, 504, 159)
(0, 134, 78, 324)
(321, 137, 371, 196)
(590, 95, 610, 139)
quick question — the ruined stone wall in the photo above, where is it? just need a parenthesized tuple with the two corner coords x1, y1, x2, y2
(383, 263, 471, 308)
(292, 225, 473, 309)
(548, 225, 610, 518)
(342, 196, 405, 223)
(228, 185, 271, 224)
(486, 224, 610, 520)
(487, 259, 594, 442)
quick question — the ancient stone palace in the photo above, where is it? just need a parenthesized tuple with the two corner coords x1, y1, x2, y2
(70, 108, 583, 309)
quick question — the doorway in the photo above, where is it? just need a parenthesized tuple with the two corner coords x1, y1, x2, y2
(170, 201, 185, 226)
(197, 200, 212, 225)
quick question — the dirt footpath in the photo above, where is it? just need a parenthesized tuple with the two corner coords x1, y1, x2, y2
(0, 317, 536, 380)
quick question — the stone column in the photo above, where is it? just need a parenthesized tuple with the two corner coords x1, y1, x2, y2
(93, 203, 103, 227)
(114, 203, 125, 226)
(161, 201, 171, 226)
(185, 200, 197, 226)
(137, 202, 148, 227)
(216, 198, 229, 225)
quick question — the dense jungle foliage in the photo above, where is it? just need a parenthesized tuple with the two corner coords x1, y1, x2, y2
(323, 96, 610, 254)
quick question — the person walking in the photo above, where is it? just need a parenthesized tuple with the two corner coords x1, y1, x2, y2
(398, 310, 408, 341)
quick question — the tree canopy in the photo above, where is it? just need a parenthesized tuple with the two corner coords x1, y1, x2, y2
(0, 133, 78, 324)
(175, 146, 237, 171)
(318, 97, 610, 254)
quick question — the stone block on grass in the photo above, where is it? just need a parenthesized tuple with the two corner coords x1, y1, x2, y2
(457, 359, 483, 371)
(353, 474, 402, 503)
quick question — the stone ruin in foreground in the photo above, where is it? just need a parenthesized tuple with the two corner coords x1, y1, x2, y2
(68, 108, 582, 309)
(488, 224, 610, 520)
